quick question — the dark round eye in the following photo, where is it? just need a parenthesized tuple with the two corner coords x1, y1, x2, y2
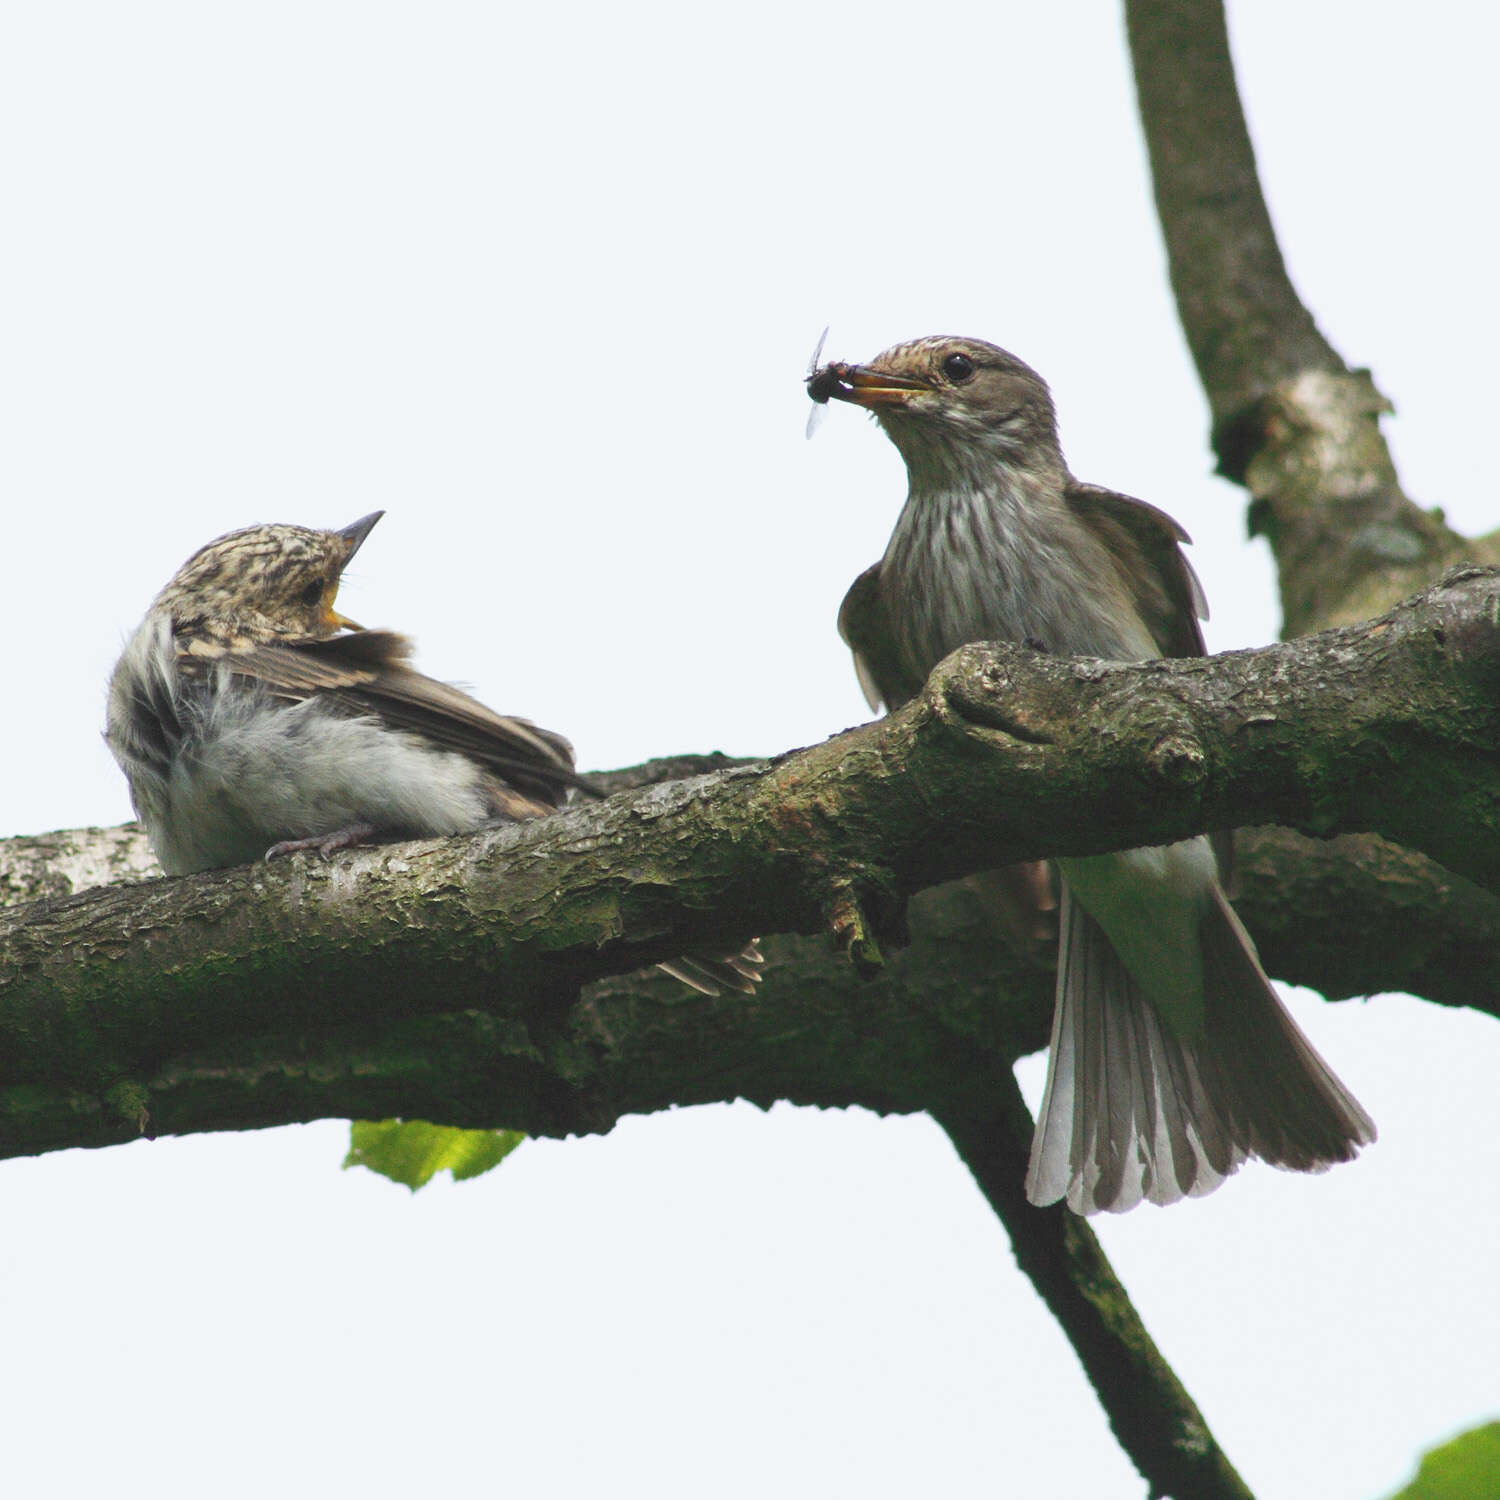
(300, 580, 324, 607)
(942, 352, 976, 383)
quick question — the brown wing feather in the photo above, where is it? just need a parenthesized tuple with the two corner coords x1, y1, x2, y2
(186, 628, 594, 807)
(838, 563, 923, 711)
(840, 563, 1053, 941)
(1066, 485, 1235, 886)
(1066, 483, 1208, 659)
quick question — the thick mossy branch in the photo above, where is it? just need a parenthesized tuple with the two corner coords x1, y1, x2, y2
(1233, 827, 1500, 1014)
(2, 570, 1499, 1162)
(1125, 0, 1499, 636)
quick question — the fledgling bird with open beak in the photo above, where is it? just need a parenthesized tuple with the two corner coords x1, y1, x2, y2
(105, 513, 761, 997)
(809, 335, 1374, 1213)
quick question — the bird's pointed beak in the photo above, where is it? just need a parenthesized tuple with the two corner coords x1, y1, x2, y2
(807, 363, 930, 410)
(326, 511, 383, 630)
(337, 511, 384, 566)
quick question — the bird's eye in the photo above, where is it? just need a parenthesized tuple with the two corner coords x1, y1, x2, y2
(300, 581, 324, 607)
(941, 352, 976, 383)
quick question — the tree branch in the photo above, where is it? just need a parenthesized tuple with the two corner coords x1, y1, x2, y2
(1125, 0, 1500, 637)
(939, 1081, 1255, 1500)
(5, 568, 1498, 1162)
(1124, 0, 1344, 417)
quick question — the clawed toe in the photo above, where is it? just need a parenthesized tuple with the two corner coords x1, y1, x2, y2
(264, 824, 379, 862)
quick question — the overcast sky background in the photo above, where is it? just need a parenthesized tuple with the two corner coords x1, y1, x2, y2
(3, 3, 1497, 1496)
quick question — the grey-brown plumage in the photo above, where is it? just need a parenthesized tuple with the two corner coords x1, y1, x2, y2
(106, 513, 760, 997)
(812, 335, 1374, 1212)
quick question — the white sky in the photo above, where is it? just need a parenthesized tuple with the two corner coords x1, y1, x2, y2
(2, 3, 1497, 1496)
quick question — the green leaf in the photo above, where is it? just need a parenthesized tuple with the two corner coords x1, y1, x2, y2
(343, 1119, 525, 1191)
(1388, 1421, 1500, 1500)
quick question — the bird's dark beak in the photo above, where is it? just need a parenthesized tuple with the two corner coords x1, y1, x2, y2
(326, 511, 384, 631)
(337, 511, 384, 566)
(807, 363, 930, 410)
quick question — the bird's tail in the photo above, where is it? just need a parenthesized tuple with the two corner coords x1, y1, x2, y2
(1026, 883, 1375, 1214)
(657, 941, 765, 997)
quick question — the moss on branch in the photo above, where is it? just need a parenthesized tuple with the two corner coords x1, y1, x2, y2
(2, 569, 1498, 1163)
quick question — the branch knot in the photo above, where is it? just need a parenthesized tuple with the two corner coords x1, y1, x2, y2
(1147, 734, 1208, 789)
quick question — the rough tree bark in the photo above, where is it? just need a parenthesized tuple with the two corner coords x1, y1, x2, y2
(4, 4, 1494, 1497)
(6, 573, 1500, 1165)
(3, 571, 1498, 1155)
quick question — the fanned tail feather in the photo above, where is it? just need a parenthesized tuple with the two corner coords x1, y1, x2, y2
(657, 940, 765, 997)
(1197, 889, 1376, 1169)
(1027, 884, 1373, 1215)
